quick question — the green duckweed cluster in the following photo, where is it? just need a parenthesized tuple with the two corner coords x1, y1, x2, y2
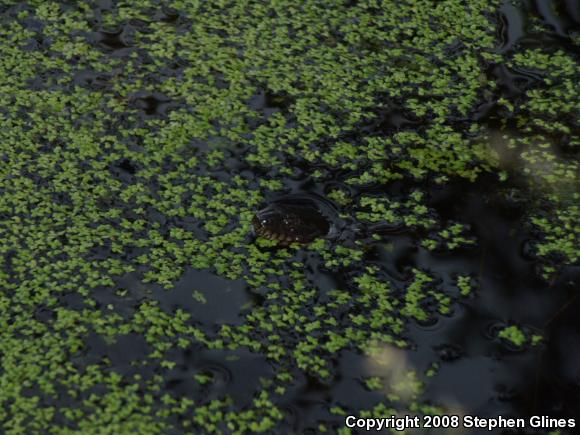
(497, 325, 543, 349)
(497, 45, 579, 278)
(0, 0, 577, 433)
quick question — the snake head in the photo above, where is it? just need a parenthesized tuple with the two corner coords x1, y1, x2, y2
(252, 196, 332, 244)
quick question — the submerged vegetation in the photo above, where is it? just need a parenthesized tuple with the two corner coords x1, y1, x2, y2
(0, 0, 578, 433)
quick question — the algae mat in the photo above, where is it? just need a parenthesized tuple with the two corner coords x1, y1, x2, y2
(0, 1, 578, 434)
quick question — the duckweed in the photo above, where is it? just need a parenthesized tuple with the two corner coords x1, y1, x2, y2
(0, 0, 577, 433)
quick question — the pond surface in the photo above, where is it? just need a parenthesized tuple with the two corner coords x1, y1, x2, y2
(0, 0, 578, 433)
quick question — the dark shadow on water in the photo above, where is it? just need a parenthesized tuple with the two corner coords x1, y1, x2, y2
(154, 268, 252, 326)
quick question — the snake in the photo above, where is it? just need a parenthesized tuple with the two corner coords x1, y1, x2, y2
(252, 191, 408, 246)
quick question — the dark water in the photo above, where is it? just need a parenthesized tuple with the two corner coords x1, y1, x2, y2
(87, 170, 580, 433)
(87, 2, 579, 433)
(11, 0, 579, 433)
(498, 0, 580, 54)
